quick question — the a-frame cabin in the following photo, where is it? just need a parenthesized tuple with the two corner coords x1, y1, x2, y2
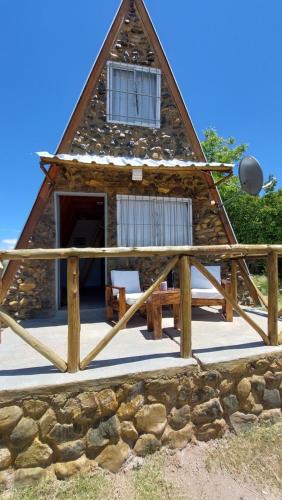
(3, 0, 243, 317)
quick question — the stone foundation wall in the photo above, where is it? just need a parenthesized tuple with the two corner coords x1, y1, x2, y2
(1, 354, 282, 489)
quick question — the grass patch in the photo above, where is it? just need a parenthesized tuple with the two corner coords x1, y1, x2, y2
(7, 470, 111, 500)
(133, 453, 175, 500)
(206, 423, 282, 491)
(252, 274, 282, 309)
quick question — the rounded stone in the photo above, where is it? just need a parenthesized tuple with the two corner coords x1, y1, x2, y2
(251, 375, 265, 397)
(229, 412, 258, 435)
(0, 406, 23, 434)
(97, 389, 118, 418)
(177, 378, 195, 406)
(168, 405, 191, 430)
(54, 455, 91, 480)
(191, 386, 217, 405)
(196, 419, 227, 442)
(23, 400, 49, 420)
(39, 408, 57, 440)
(135, 404, 167, 436)
(120, 421, 139, 444)
(161, 423, 193, 449)
(86, 415, 120, 456)
(47, 423, 82, 443)
(56, 439, 85, 462)
(264, 371, 282, 389)
(14, 438, 53, 469)
(0, 446, 12, 471)
(263, 388, 281, 409)
(222, 394, 239, 415)
(219, 379, 234, 396)
(259, 409, 282, 424)
(10, 417, 38, 449)
(237, 378, 251, 400)
(240, 394, 263, 415)
(61, 398, 82, 423)
(134, 434, 161, 457)
(191, 398, 223, 425)
(117, 395, 144, 420)
(77, 392, 99, 414)
(14, 467, 48, 487)
(96, 441, 129, 472)
(146, 380, 178, 409)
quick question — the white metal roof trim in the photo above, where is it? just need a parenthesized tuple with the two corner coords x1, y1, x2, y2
(36, 152, 233, 168)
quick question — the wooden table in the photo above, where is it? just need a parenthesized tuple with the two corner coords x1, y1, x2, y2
(146, 288, 181, 339)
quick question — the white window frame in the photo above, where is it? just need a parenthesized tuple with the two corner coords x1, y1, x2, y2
(116, 195, 193, 247)
(106, 61, 161, 128)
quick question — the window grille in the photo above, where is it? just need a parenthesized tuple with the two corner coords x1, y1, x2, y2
(107, 61, 161, 128)
(117, 195, 193, 247)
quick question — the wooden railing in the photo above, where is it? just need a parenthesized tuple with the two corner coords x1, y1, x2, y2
(0, 244, 281, 373)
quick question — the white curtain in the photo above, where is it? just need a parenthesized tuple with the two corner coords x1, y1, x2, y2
(111, 68, 156, 125)
(117, 196, 192, 247)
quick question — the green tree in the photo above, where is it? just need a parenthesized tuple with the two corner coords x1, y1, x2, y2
(200, 128, 282, 247)
(202, 128, 248, 164)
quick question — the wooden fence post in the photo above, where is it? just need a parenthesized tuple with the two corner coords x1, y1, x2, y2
(268, 251, 278, 345)
(67, 257, 81, 372)
(179, 256, 192, 358)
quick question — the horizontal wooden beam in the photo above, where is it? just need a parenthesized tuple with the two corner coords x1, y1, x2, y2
(1, 244, 282, 261)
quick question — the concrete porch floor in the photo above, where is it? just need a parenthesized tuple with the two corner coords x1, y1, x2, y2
(1, 307, 282, 393)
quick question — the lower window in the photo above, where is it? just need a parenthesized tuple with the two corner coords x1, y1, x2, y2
(117, 195, 193, 247)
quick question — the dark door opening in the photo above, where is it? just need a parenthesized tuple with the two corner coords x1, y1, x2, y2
(59, 195, 105, 308)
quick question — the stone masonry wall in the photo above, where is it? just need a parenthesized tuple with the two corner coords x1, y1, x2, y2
(1, 354, 282, 489)
(69, 1, 197, 160)
(4, 0, 232, 318)
(4, 166, 229, 318)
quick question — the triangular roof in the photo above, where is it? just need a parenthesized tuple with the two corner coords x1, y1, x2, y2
(3, 0, 238, 297)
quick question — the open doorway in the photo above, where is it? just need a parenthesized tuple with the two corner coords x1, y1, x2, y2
(57, 194, 105, 309)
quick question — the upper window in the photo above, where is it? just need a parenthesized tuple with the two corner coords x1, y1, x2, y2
(107, 61, 161, 128)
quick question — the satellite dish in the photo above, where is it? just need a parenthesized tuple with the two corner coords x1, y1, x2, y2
(238, 156, 263, 196)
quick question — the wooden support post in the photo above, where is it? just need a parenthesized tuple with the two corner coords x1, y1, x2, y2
(268, 251, 278, 346)
(224, 281, 233, 322)
(179, 256, 192, 358)
(67, 257, 81, 373)
(231, 260, 238, 303)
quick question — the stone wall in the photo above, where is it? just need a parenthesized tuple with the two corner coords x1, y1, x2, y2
(4, 166, 229, 318)
(1, 354, 282, 489)
(69, 1, 196, 161)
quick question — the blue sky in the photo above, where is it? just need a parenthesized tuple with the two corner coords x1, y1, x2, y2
(0, 0, 281, 249)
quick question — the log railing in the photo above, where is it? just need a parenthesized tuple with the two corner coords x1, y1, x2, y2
(0, 244, 281, 373)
